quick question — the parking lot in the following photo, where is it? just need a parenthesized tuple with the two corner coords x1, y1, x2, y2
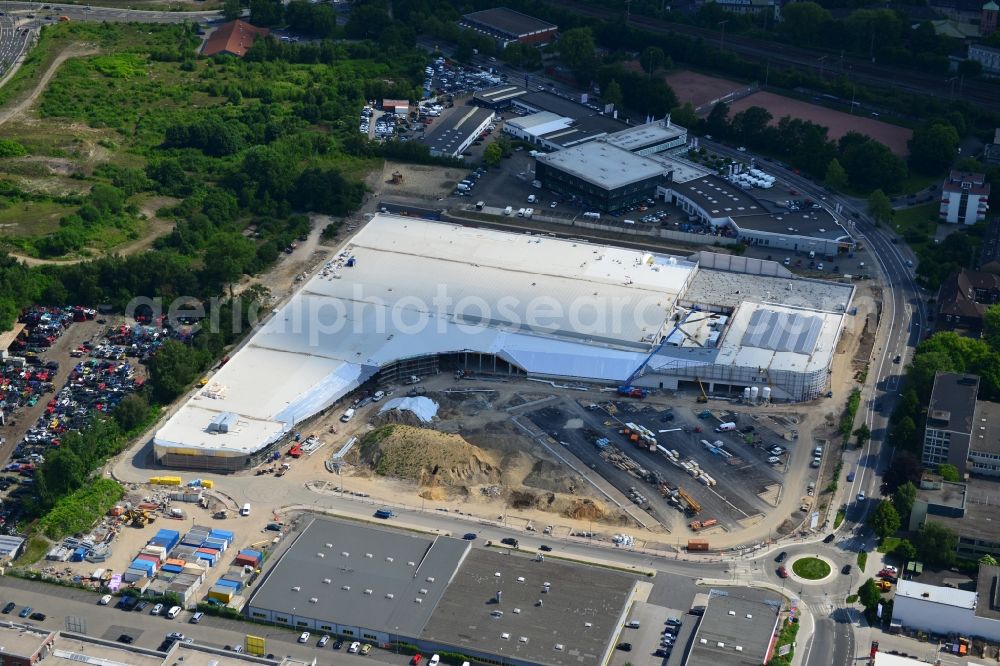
(526, 399, 819, 538)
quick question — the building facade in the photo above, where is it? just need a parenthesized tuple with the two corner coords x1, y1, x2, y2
(922, 372, 979, 474)
(941, 170, 991, 224)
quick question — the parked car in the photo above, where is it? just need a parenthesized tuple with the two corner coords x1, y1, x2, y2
(29, 612, 46, 621)
(842, 565, 852, 575)
(18, 606, 32, 618)
(500, 537, 518, 547)
(333, 640, 344, 650)
(463, 532, 477, 540)
(824, 534, 836, 543)
(349, 642, 361, 653)
(2, 602, 15, 614)
(298, 632, 311, 644)
(99, 594, 113, 605)
(775, 551, 788, 563)
(151, 603, 164, 616)
(361, 644, 372, 656)
(777, 566, 789, 578)
(318, 635, 330, 647)
(412, 655, 423, 666)
(539, 544, 552, 552)
(617, 643, 633, 651)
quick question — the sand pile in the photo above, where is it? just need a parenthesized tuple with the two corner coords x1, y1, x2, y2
(359, 425, 502, 487)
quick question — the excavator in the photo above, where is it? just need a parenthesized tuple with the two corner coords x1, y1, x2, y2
(696, 377, 709, 403)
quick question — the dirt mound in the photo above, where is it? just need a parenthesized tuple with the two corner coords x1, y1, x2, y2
(359, 425, 501, 488)
(563, 498, 606, 521)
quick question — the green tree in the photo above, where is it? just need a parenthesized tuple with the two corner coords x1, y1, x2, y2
(604, 79, 624, 110)
(113, 393, 150, 432)
(249, 0, 283, 26)
(202, 233, 257, 295)
(824, 158, 848, 191)
(892, 481, 917, 519)
(868, 500, 901, 539)
(858, 578, 881, 611)
(222, 0, 241, 21)
(937, 463, 960, 481)
(867, 189, 893, 224)
(147, 339, 211, 404)
(916, 522, 958, 567)
(984, 304, 1000, 351)
(779, 2, 832, 45)
(981, 554, 999, 566)
(908, 121, 960, 176)
(670, 103, 698, 129)
(706, 102, 730, 137)
(853, 423, 871, 448)
(558, 27, 595, 70)
(639, 46, 666, 78)
(483, 142, 503, 167)
(893, 539, 917, 562)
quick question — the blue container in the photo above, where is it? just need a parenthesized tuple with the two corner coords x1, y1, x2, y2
(160, 564, 183, 574)
(215, 578, 241, 590)
(196, 554, 216, 567)
(239, 548, 262, 561)
(71, 546, 87, 562)
(131, 559, 155, 575)
(209, 529, 234, 543)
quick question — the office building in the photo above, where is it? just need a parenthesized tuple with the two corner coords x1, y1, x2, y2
(940, 170, 991, 224)
(922, 372, 980, 474)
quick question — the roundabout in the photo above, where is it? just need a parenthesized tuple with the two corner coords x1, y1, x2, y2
(787, 554, 837, 584)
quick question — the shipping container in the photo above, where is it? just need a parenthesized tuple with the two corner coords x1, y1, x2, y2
(209, 529, 234, 543)
(687, 539, 710, 552)
(215, 578, 241, 590)
(208, 586, 234, 603)
(161, 564, 183, 574)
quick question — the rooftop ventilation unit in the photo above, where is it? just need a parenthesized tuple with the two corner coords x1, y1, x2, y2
(584, 622, 592, 628)
(519, 637, 529, 643)
(323, 578, 331, 584)
(325, 543, 333, 548)
(554, 644, 564, 651)
(342, 552, 350, 557)
(309, 597, 318, 603)
(717, 642, 725, 648)
(342, 585, 351, 591)
(292, 586, 301, 592)
(408, 561, 415, 567)
(415, 598, 423, 603)
(365, 553, 373, 559)
(386, 593, 394, 600)
(419, 588, 428, 595)
(364, 589, 373, 595)
(728, 610, 736, 616)
(746, 614, 752, 619)
(513, 608, 521, 614)
(501, 633, 510, 640)
(317, 553, 325, 558)
(495, 572, 502, 578)
(386, 557, 394, 563)
(700, 639, 708, 644)
(517, 577, 525, 583)
(736, 646, 744, 652)
(426, 577, 436, 583)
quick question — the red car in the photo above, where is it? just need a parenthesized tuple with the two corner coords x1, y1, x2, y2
(412, 655, 423, 666)
(777, 566, 789, 579)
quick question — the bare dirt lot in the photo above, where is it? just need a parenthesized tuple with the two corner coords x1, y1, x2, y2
(377, 160, 468, 202)
(664, 70, 745, 109)
(728, 91, 913, 155)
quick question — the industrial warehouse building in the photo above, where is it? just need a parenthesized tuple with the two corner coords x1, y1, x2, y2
(535, 142, 668, 211)
(153, 214, 852, 470)
(246, 517, 638, 666)
(685, 589, 783, 666)
(890, 565, 1000, 642)
(459, 8, 558, 47)
(423, 107, 494, 158)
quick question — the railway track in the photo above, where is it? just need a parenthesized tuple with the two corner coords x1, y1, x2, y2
(548, 0, 1000, 111)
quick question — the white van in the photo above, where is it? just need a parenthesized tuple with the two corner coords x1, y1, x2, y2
(527, 194, 536, 203)
(240, 503, 251, 517)
(503, 206, 513, 216)
(340, 408, 356, 422)
(583, 211, 600, 220)
(517, 208, 526, 217)
(623, 219, 636, 225)
(524, 208, 534, 219)
(166, 606, 182, 619)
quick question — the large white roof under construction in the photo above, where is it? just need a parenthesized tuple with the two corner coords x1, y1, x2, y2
(154, 215, 696, 457)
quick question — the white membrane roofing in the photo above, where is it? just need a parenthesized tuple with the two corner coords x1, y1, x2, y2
(154, 216, 695, 455)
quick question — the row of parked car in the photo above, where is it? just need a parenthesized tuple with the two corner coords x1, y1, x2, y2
(2, 600, 45, 621)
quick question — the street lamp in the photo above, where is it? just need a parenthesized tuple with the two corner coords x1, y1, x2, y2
(718, 20, 729, 52)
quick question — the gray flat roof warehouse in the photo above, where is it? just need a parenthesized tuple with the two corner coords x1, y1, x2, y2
(246, 517, 640, 666)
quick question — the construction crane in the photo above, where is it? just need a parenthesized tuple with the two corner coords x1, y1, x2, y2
(618, 332, 676, 397)
(696, 377, 709, 403)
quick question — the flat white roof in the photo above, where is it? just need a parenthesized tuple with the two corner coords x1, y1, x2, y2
(895, 579, 977, 610)
(537, 142, 666, 190)
(713, 302, 843, 374)
(508, 111, 572, 137)
(155, 216, 696, 456)
(605, 120, 686, 151)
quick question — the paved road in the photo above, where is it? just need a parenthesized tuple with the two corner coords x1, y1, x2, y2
(3, 1, 219, 24)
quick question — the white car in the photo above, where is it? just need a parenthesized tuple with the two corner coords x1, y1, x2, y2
(349, 641, 361, 653)
(857, 491, 866, 502)
(372, 390, 385, 402)
(166, 606, 182, 619)
(99, 594, 113, 605)
(767, 456, 781, 464)
(298, 632, 311, 644)
(429, 655, 441, 666)
(318, 635, 330, 647)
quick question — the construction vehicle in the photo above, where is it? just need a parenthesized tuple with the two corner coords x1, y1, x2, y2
(677, 488, 701, 514)
(127, 508, 154, 527)
(213, 510, 228, 519)
(617, 386, 649, 399)
(698, 410, 712, 419)
(696, 377, 709, 403)
(876, 579, 892, 592)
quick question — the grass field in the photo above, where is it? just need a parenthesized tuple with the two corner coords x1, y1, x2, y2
(0, 200, 75, 237)
(891, 202, 938, 246)
(792, 557, 831, 580)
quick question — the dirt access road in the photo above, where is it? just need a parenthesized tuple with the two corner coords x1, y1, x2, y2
(0, 44, 98, 128)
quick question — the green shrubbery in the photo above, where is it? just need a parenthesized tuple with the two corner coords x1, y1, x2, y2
(36, 479, 124, 539)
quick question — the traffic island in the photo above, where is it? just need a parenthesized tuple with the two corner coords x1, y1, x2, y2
(790, 556, 832, 582)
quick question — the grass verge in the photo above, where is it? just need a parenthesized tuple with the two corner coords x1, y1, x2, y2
(877, 536, 901, 554)
(857, 550, 868, 571)
(834, 510, 845, 529)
